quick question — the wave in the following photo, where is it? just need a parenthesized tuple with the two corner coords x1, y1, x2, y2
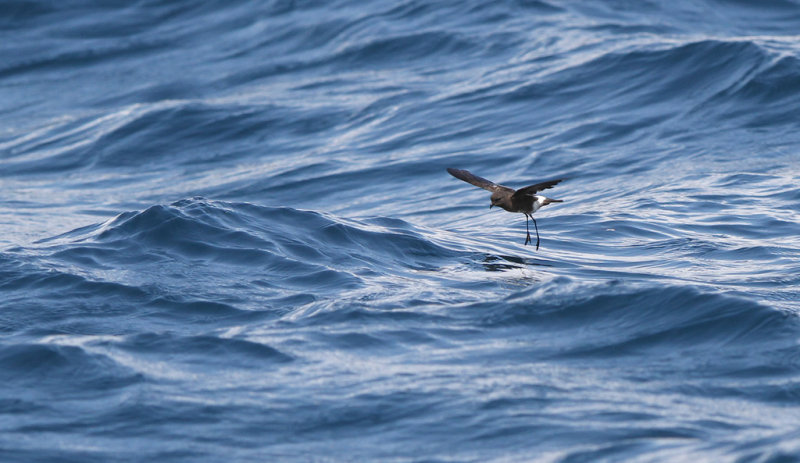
(0, 342, 142, 391)
(82, 197, 458, 267)
(475, 283, 798, 361)
(1, 198, 469, 330)
(501, 38, 800, 131)
(0, 100, 351, 175)
(112, 332, 292, 364)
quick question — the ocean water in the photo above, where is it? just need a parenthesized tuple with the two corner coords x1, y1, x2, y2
(2, 0, 800, 461)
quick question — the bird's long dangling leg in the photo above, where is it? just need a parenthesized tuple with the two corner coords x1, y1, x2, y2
(532, 217, 540, 250)
(524, 214, 532, 246)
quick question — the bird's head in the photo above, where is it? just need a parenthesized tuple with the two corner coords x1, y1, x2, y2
(489, 192, 503, 209)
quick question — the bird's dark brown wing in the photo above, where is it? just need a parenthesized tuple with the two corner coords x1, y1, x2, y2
(512, 178, 565, 199)
(447, 168, 503, 192)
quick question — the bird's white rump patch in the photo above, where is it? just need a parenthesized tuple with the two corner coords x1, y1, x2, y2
(531, 196, 548, 212)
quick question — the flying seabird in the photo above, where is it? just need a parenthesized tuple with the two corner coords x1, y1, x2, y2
(447, 168, 565, 250)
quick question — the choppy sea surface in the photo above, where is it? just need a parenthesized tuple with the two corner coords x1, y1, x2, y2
(2, 1, 800, 461)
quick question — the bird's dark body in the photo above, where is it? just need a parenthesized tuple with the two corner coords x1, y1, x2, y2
(507, 194, 534, 214)
(446, 168, 565, 249)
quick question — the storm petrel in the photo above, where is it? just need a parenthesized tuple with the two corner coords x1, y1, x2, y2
(447, 168, 565, 250)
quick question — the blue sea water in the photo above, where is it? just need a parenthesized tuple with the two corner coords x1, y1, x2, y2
(2, 0, 800, 461)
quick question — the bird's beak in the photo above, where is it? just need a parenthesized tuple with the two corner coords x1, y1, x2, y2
(489, 204, 493, 209)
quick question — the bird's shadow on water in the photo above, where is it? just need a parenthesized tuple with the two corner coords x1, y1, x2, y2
(479, 253, 555, 272)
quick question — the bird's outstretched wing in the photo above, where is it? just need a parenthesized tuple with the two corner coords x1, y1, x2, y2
(512, 178, 565, 199)
(447, 168, 504, 192)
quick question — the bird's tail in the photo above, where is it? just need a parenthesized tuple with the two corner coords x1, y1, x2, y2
(543, 198, 564, 205)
